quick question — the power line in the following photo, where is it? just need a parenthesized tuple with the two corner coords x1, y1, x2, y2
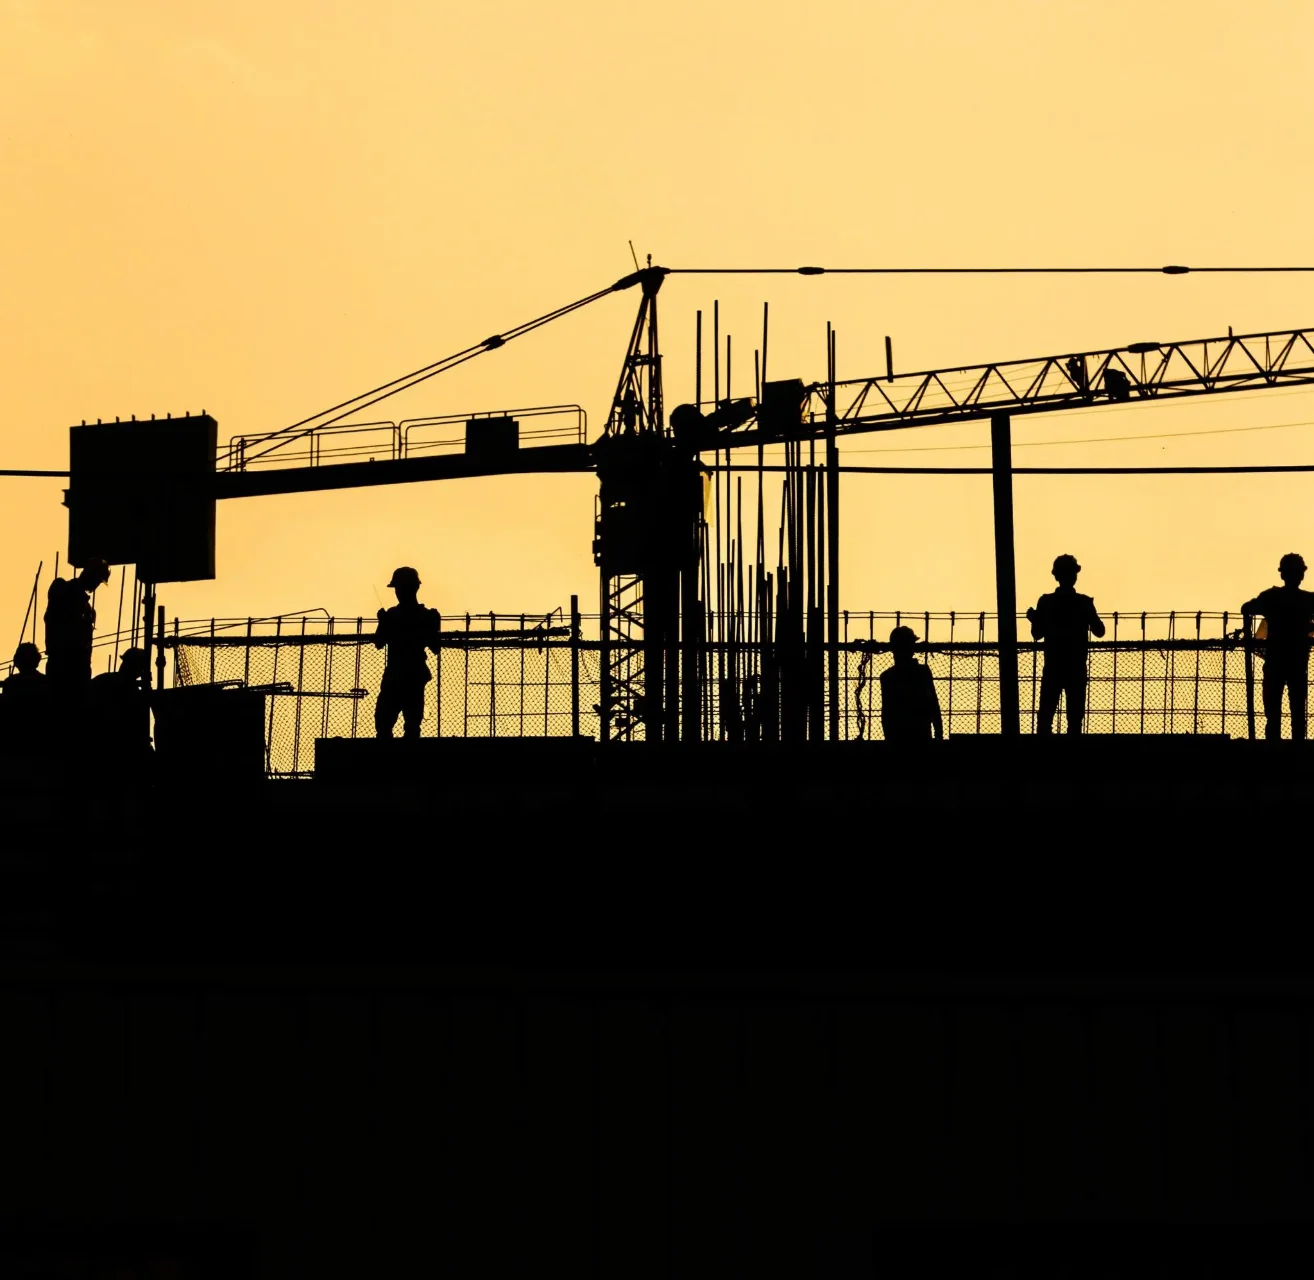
(719, 463, 1314, 476)
(842, 417, 1314, 456)
(669, 265, 1314, 276)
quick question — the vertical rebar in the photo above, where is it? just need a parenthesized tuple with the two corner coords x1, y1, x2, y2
(947, 611, 956, 738)
(352, 617, 363, 739)
(976, 612, 985, 735)
(435, 613, 443, 738)
(1139, 612, 1147, 736)
(1111, 612, 1119, 734)
(490, 612, 498, 738)
(1192, 611, 1202, 734)
(292, 615, 307, 774)
(1221, 611, 1229, 736)
(1244, 612, 1256, 741)
(571, 595, 581, 739)
(267, 617, 281, 771)
(321, 617, 334, 743)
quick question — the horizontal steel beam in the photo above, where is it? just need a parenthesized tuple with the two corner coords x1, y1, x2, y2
(213, 442, 594, 499)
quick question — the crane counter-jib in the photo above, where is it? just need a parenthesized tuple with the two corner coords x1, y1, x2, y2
(210, 441, 595, 500)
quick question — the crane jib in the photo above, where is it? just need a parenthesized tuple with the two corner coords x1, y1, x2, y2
(702, 325, 1314, 450)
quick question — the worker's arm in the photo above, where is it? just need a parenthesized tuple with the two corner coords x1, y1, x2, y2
(927, 669, 944, 740)
(373, 608, 388, 650)
(425, 606, 443, 655)
(1026, 602, 1044, 639)
(1241, 595, 1262, 617)
(1088, 600, 1106, 639)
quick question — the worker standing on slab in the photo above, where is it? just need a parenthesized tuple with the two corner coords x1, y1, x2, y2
(879, 626, 943, 742)
(1242, 553, 1314, 741)
(1027, 554, 1105, 735)
(43, 558, 111, 692)
(373, 566, 441, 740)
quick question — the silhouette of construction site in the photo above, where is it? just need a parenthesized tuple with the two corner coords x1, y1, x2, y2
(9, 266, 1314, 1277)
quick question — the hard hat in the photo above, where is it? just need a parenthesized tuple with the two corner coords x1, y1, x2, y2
(888, 625, 918, 647)
(1052, 553, 1081, 576)
(387, 566, 420, 588)
(1279, 552, 1306, 574)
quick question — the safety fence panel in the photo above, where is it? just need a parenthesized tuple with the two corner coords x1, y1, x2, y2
(172, 613, 600, 775)
(162, 609, 1288, 774)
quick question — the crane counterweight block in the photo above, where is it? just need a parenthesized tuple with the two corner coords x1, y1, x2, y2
(66, 414, 217, 582)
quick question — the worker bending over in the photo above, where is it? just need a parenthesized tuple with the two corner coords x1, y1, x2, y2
(43, 558, 111, 692)
(1027, 554, 1105, 735)
(1242, 552, 1314, 740)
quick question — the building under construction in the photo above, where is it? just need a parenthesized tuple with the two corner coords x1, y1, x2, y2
(3, 266, 1314, 1276)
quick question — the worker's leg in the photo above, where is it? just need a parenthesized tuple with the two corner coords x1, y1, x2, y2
(1064, 670, 1088, 735)
(1037, 664, 1062, 735)
(1287, 665, 1308, 741)
(1261, 664, 1286, 740)
(374, 683, 401, 739)
(400, 686, 425, 740)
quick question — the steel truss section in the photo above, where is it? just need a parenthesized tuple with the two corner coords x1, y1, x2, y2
(596, 266, 670, 743)
(707, 327, 1314, 449)
(600, 574, 645, 741)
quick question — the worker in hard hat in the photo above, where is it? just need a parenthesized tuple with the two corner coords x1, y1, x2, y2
(879, 626, 943, 742)
(90, 647, 152, 761)
(1027, 554, 1105, 735)
(1242, 553, 1314, 740)
(43, 558, 111, 692)
(372, 566, 441, 740)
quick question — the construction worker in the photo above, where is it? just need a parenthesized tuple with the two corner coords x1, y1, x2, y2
(43, 558, 111, 691)
(1027, 554, 1105, 735)
(879, 626, 943, 742)
(1, 643, 50, 749)
(3, 643, 47, 696)
(1242, 553, 1314, 740)
(90, 647, 152, 759)
(373, 566, 441, 740)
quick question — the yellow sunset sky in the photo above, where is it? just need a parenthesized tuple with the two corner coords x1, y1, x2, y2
(4, 0, 1314, 633)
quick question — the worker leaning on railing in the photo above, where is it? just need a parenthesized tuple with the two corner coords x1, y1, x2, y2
(1241, 553, 1314, 742)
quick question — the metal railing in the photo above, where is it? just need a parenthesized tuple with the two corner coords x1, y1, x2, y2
(6, 608, 1286, 774)
(221, 405, 587, 472)
(154, 609, 1292, 775)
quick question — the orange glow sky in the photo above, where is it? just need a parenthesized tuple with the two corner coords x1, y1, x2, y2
(4, 0, 1314, 637)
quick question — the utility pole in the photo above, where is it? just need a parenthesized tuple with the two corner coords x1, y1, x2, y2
(990, 412, 1020, 736)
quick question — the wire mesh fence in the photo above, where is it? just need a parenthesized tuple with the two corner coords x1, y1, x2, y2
(170, 612, 595, 774)
(154, 608, 1292, 774)
(834, 610, 1261, 740)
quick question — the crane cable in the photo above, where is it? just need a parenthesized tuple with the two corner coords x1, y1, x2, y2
(241, 277, 632, 467)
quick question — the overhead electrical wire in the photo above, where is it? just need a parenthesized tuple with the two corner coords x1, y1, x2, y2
(719, 463, 1314, 476)
(667, 265, 1314, 276)
(841, 417, 1314, 455)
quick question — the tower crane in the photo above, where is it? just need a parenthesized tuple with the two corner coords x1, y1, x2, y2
(57, 265, 1314, 741)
